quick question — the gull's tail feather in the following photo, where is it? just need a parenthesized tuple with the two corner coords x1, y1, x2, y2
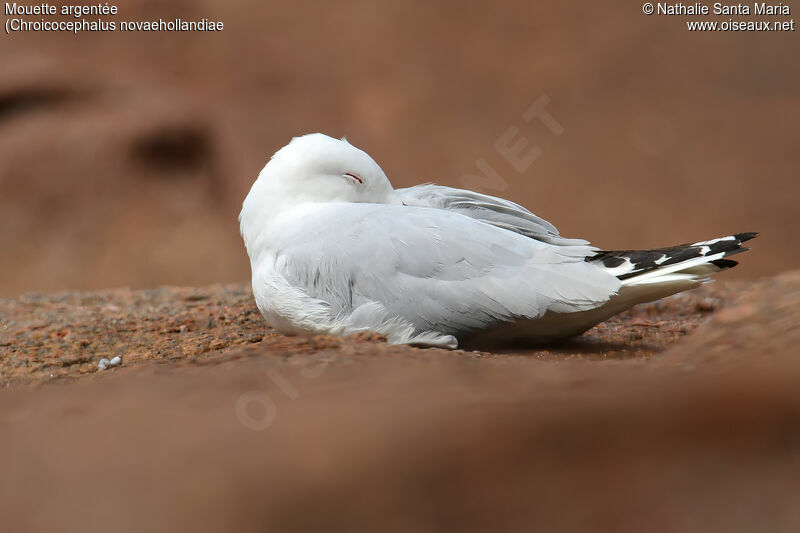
(461, 233, 758, 348)
(590, 232, 757, 286)
(562, 232, 758, 334)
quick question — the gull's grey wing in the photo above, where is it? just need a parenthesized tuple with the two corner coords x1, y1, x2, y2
(395, 184, 590, 246)
(266, 203, 619, 341)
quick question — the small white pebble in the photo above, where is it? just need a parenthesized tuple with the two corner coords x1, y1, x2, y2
(97, 358, 110, 371)
(109, 356, 122, 367)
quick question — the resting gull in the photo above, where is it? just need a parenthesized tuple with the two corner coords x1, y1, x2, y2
(239, 133, 756, 349)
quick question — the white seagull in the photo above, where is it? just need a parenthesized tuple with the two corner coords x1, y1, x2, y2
(240, 133, 755, 349)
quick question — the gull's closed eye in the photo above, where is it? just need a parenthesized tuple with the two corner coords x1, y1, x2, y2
(344, 173, 363, 185)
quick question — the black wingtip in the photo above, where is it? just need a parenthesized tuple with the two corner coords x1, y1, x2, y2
(734, 232, 759, 243)
(711, 258, 739, 269)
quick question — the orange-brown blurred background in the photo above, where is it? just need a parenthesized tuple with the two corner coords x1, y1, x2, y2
(1, 0, 797, 297)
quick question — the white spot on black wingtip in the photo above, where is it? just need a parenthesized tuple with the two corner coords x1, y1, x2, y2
(600, 257, 635, 276)
(591, 232, 757, 280)
(693, 236, 735, 246)
(693, 232, 758, 247)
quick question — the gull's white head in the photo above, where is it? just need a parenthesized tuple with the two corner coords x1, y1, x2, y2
(240, 133, 397, 252)
(249, 133, 395, 206)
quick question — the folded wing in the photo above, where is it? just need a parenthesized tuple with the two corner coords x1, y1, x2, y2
(266, 204, 620, 341)
(395, 184, 591, 246)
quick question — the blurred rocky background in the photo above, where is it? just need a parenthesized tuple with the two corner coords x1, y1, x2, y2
(2, 4, 800, 531)
(1, 0, 797, 296)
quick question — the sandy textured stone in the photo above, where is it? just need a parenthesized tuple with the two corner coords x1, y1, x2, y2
(1, 274, 799, 532)
(0, 280, 742, 386)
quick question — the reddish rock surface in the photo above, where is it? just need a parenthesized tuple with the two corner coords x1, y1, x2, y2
(1, 279, 738, 386)
(2, 273, 799, 531)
